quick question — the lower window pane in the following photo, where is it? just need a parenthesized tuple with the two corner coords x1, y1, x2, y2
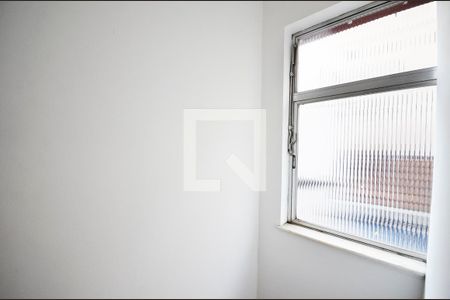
(296, 86, 435, 256)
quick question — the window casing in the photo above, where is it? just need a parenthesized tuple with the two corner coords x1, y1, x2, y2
(287, 0, 436, 260)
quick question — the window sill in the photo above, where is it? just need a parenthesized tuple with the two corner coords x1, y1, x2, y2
(278, 223, 426, 277)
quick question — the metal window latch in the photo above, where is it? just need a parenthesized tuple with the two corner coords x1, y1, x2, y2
(288, 125, 297, 169)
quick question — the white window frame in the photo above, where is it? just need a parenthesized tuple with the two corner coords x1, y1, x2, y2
(281, 1, 436, 262)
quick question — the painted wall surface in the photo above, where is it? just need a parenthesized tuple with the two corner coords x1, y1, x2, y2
(0, 2, 262, 298)
(258, 1, 425, 298)
(425, 2, 450, 298)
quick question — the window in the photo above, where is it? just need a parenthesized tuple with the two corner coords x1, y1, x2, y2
(287, 0, 437, 260)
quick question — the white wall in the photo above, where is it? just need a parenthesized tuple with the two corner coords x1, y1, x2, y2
(258, 1, 425, 298)
(0, 2, 262, 298)
(425, 2, 450, 298)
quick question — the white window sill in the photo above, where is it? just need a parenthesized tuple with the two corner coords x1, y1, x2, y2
(278, 223, 426, 277)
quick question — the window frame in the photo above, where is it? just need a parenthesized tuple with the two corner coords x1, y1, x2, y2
(286, 0, 436, 261)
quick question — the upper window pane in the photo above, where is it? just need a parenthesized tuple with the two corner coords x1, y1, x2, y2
(296, 1, 437, 92)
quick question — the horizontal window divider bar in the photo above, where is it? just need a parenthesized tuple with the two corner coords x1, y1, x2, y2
(293, 67, 437, 104)
(290, 220, 427, 261)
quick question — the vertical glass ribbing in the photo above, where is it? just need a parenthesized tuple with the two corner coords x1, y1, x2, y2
(296, 1, 437, 92)
(296, 86, 435, 255)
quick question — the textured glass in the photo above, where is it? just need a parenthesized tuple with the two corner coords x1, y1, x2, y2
(296, 86, 435, 255)
(296, 1, 437, 92)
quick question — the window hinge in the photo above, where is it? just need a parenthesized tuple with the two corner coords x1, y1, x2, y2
(289, 40, 297, 79)
(288, 126, 297, 169)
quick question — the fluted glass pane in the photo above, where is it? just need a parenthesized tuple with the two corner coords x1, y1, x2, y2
(296, 86, 435, 255)
(296, 1, 437, 92)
